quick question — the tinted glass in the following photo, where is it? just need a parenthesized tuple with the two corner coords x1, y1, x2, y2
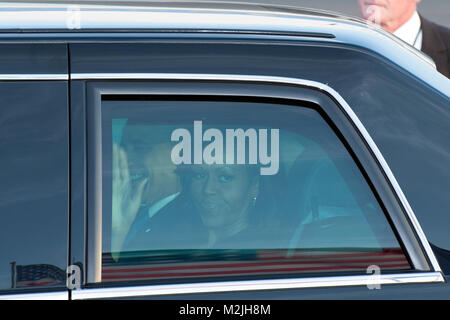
(100, 98, 409, 284)
(0, 81, 68, 292)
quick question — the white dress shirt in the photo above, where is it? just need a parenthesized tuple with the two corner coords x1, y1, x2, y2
(393, 11, 422, 50)
(147, 192, 180, 219)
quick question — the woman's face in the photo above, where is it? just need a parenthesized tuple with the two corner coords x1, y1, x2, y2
(189, 164, 259, 233)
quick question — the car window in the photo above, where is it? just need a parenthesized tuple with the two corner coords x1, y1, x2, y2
(99, 97, 410, 284)
(0, 81, 68, 292)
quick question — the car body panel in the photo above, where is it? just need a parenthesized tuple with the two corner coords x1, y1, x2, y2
(0, 2, 448, 299)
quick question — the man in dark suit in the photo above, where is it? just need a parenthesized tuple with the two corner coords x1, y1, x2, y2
(421, 16, 450, 78)
(358, 0, 450, 78)
(111, 128, 181, 259)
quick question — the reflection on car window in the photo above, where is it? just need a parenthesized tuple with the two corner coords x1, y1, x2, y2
(100, 98, 410, 283)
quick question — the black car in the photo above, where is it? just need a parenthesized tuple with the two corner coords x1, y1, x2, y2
(0, 1, 449, 300)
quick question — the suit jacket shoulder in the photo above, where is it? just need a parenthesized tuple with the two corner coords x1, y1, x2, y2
(420, 16, 450, 78)
(122, 195, 208, 252)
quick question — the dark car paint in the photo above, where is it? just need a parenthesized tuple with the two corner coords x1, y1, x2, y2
(0, 29, 449, 298)
(0, 44, 67, 74)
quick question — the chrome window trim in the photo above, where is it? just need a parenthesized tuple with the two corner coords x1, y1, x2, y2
(77, 72, 443, 297)
(0, 74, 68, 80)
(71, 272, 443, 300)
(0, 291, 68, 300)
(87, 82, 104, 284)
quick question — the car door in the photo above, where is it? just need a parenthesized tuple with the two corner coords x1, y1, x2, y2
(0, 43, 69, 299)
(67, 41, 448, 300)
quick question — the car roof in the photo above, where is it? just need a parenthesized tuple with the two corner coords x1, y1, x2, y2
(0, 1, 371, 30)
(0, 1, 448, 96)
(0, 0, 361, 19)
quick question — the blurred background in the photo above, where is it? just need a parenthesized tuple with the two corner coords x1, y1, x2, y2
(29, 0, 449, 28)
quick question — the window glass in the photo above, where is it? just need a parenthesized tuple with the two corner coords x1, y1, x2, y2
(0, 82, 68, 292)
(100, 98, 410, 284)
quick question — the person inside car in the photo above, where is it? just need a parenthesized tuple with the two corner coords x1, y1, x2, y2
(111, 125, 181, 259)
(113, 123, 287, 256)
(119, 160, 286, 252)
